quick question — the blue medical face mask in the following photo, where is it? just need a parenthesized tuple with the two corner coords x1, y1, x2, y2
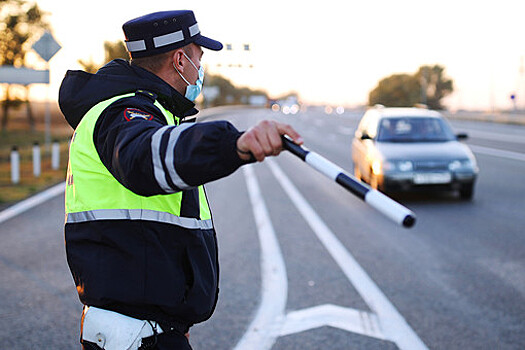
(174, 51, 204, 101)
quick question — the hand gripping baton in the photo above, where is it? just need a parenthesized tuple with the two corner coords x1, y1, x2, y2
(281, 135, 416, 228)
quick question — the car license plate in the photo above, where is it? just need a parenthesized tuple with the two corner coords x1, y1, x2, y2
(413, 172, 452, 184)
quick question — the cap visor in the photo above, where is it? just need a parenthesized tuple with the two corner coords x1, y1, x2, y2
(194, 35, 223, 51)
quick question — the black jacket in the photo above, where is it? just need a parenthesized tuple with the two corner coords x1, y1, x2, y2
(59, 59, 248, 328)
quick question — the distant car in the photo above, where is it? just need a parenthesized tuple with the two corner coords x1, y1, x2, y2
(271, 97, 301, 115)
(351, 106, 479, 199)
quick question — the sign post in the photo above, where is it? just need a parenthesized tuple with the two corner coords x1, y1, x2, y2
(31, 31, 61, 149)
(510, 94, 517, 112)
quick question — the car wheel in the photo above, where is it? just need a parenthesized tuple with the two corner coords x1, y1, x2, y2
(459, 183, 474, 200)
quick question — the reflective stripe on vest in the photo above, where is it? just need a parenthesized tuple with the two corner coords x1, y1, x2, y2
(65, 92, 212, 227)
(66, 209, 213, 229)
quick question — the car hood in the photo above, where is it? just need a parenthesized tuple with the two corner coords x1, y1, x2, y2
(375, 141, 475, 161)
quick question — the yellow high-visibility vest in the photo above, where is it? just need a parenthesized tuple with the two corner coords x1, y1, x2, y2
(65, 92, 212, 229)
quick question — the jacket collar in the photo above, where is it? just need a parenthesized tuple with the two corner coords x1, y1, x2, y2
(124, 62, 199, 118)
(59, 59, 199, 129)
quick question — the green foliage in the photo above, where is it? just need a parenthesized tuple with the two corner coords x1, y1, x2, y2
(369, 65, 454, 110)
(0, 0, 49, 66)
(369, 74, 420, 108)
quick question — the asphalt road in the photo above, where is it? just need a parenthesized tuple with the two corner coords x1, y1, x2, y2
(0, 107, 523, 349)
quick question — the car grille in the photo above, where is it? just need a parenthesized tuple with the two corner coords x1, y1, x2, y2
(413, 160, 449, 171)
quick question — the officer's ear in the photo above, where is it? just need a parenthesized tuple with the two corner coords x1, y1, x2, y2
(173, 50, 185, 71)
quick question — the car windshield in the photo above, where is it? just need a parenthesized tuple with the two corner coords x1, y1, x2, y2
(376, 117, 456, 142)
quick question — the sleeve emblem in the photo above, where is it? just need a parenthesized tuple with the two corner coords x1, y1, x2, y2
(124, 108, 154, 121)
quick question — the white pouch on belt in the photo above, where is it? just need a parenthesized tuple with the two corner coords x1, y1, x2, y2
(81, 306, 163, 350)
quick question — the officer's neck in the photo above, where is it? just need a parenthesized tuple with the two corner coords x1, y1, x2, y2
(153, 65, 187, 97)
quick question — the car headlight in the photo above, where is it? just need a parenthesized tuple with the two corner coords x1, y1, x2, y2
(449, 159, 474, 171)
(397, 160, 413, 172)
(377, 160, 413, 173)
(372, 160, 384, 175)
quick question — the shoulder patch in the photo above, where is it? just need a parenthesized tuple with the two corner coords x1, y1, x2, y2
(124, 108, 154, 121)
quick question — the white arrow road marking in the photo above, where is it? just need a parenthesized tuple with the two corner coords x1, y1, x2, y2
(235, 160, 429, 350)
(280, 304, 385, 340)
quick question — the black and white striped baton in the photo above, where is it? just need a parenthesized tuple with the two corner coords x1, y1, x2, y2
(281, 135, 416, 228)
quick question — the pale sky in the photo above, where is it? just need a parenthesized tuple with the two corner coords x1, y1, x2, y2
(26, 0, 525, 111)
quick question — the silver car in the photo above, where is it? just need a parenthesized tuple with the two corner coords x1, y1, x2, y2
(352, 106, 479, 199)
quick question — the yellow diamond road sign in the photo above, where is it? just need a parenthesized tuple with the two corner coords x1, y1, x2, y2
(32, 31, 61, 62)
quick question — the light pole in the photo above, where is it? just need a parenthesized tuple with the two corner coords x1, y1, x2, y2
(32, 31, 61, 151)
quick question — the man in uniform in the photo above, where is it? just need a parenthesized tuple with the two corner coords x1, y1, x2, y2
(59, 10, 302, 350)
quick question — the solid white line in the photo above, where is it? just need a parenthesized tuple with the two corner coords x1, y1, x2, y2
(266, 158, 429, 350)
(469, 145, 525, 162)
(466, 129, 525, 144)
(0, 181, 65, 225)
(233, 165, 288, 350)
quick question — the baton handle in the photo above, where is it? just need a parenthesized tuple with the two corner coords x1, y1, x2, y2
(281, 135, 416, 228)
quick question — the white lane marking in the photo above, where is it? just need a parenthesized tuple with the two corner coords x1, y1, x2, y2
(466, 129, 525, 144)
(477, 258, 525, 298)
(0, 182, 65, 225)
(469, 145, 525, 162)
(266, 158, 429, 350)
(234, 165, 288, 350)
(236, 164, 390, 349)
(280, 304, 385, 340)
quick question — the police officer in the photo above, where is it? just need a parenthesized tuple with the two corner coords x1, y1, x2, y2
(59, 10, 302, 350)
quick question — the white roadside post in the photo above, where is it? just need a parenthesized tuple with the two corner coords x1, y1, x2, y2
(51, 140, 60, 170)
(33, 142, 41, 178)
(10, 146, 20, 184)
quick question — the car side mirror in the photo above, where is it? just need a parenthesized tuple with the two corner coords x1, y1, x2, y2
(361, 132, 372, 140)
(456, 133, 468, 140)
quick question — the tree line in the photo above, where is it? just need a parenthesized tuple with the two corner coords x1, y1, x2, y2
(368, 65, 453, 110)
